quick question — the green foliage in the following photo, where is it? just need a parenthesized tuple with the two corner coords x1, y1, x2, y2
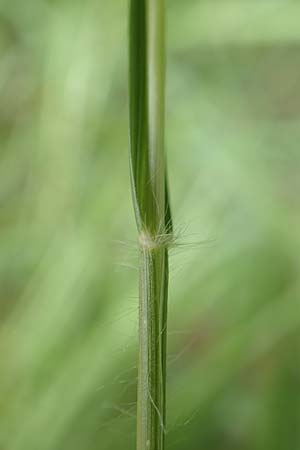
(0, 1, 300, 450)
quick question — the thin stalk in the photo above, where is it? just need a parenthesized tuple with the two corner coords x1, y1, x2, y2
(129, 1, 172, 450)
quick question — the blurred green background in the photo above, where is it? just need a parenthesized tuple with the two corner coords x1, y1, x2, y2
(1, 1, 300, 449)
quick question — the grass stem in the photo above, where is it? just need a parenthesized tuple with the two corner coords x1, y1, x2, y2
(129, 1, 172, 449)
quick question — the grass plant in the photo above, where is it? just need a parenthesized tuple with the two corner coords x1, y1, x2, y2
(129, 1, 172, 449)
(0, 2, 300, 450)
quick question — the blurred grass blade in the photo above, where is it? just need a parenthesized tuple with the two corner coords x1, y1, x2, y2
(129, 1, 172, 449)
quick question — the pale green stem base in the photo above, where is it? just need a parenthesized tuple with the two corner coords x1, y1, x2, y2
(137, 242, 169, 450)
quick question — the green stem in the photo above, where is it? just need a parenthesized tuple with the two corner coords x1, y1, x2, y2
(137, 244, 168, 450)
(129, 1, 171, 448)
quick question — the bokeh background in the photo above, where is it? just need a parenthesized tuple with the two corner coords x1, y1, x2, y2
(1, 1, 300, 449)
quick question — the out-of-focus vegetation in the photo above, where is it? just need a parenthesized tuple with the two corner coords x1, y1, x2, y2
(1, 1, 300, 449)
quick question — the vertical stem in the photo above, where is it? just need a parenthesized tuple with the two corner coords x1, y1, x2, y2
(137, 244, 168, 450)
(129, 1, 171, 449)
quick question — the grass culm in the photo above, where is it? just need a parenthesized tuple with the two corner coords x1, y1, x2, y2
(129, 1, 172, 450)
